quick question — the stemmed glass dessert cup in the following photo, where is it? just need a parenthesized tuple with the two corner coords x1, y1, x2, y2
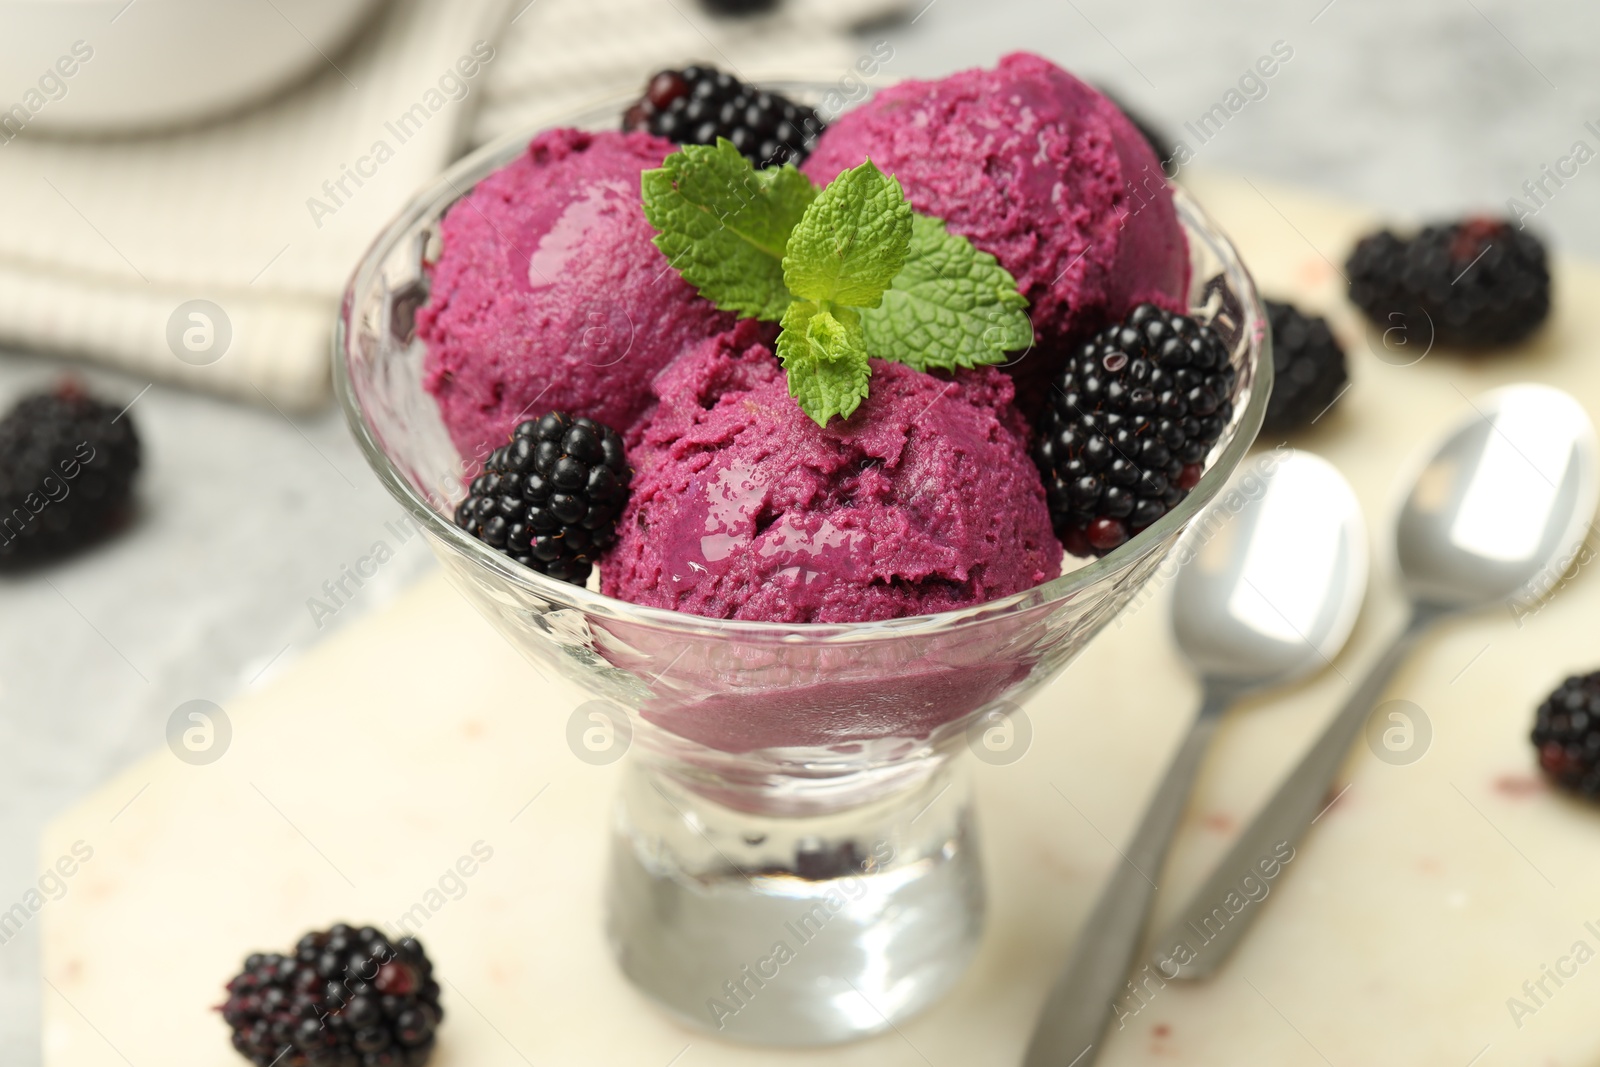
(335, 80, 1272, 1047)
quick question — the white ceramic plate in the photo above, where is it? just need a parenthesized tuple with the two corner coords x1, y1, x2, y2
(0, 0, 386, 134)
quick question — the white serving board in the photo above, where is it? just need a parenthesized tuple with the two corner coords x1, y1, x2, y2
(41, 171, 1600, 1066)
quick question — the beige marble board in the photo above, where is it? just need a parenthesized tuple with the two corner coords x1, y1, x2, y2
(40, 171, 1600, 1066)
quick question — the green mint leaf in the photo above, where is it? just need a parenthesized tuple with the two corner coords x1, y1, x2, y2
(860, 213, 1033, 372)
(641, 139, 817, 321)
(775, 300, 871, 426)
(782, 160, 912, 310)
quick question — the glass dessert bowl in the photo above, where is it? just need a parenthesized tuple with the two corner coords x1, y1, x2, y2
(336, 78, 1271, 1046)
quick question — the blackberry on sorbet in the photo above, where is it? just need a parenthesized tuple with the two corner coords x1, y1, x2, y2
(455, 412, 630, 585)
(622, 65, 824, 168)
(220, 924, 442, 1067)
(0, 381, 141, 568)
(1263, 299, 1348, 434)
(1346, 216, 1550, 348)
(1532, 671, 1600, 799)
(1034, 304, 1236, 557)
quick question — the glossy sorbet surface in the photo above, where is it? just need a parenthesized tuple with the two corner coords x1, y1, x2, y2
(601, 321, 1064, 622)
(418, 128, 730, 459)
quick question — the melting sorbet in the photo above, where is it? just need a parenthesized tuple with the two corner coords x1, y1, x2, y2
(803, 51, 1190, 394)
(602, 321, 1063, 623)
(419, 128, 731, 460)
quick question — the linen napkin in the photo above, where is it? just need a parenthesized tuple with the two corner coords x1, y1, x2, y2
(0, 0, 907, 410)
(473, 0, 911, 145)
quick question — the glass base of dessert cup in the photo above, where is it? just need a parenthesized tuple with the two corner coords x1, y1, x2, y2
(606, 731, 983, 1045)
(336, 77, 1272, 1047)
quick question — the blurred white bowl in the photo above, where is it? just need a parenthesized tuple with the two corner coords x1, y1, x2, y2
(0, 0, 386, 135)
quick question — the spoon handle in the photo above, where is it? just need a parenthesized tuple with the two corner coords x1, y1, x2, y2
(1023, 680, 1242, 1067)
(1148, 603, 1446, 980)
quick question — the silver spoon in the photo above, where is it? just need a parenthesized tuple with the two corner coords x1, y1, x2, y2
(1151, 383, 1599, 981)
(1024, 448, 1368, 1067)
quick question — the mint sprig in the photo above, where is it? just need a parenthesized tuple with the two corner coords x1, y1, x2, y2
(772, 160, 910, 425)
(782, 160, 911, 309)
(641, 140, 1032, 426)
(640, 139, 816, 320)
(861, 213, 1033, 371)
(776, 301, 871, 425)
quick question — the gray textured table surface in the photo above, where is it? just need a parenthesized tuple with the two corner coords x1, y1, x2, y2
(4, 0, 1597, 1061)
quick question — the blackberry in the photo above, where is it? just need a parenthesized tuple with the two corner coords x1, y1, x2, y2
(219, 924, 442, 1067)
(1034, 304, 1236, 557)
(0, 381, 140, 569)
(1263, 299, 1348, 434)
(622, 65, 823, 168)
(1346, 217, 1550, 348)
(455, 413, 630, 586)
(1532, 672, 1600, 798)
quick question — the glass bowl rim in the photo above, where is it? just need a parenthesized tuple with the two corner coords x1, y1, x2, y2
(334, 75, 1274, 642)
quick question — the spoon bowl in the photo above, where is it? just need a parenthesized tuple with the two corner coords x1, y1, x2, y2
(1173, 450, 1368, 687)
(1397, 384, 1598, 608)
(1023, 449, 1368, 1067)
(1154, 382, 1599, 981)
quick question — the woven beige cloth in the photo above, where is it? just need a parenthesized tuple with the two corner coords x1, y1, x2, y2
(474, 0, 907, 144)
(0, 0, 904, 409)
